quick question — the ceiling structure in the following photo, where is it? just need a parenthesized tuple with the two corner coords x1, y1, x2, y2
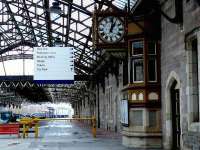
(0, 0, 137, 75)
(0, 0, 138, 103)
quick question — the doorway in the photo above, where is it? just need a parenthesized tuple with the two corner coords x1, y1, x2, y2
(170, 80, 180, 150)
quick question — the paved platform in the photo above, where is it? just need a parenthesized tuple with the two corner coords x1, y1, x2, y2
(0, 121, 161, 150)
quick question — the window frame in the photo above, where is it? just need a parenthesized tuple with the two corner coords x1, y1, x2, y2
(148, 41, 158, 82)
(131, 39, 145, 83)
(148, 57, 157, 82)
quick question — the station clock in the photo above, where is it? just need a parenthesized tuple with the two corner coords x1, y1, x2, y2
(98, 16, 125, 44)
(92, 8, 127, 49)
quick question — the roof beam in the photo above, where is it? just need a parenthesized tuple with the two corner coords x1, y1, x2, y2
(2, 0, 25, 41)
(0, 41, 36, 55)
(74, 61, 93, 73)
(65, 1, 72, 46)
(43, 0, 53, 46)
(77, 28, 92, 63)
(0, 54, 32, 62)
(22, 0, 38, 45)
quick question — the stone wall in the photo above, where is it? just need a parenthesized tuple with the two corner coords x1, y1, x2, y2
(77, 82, 96, 118)
(161, 0, 200, 149)
(77, 62, 124, 133)
(79, 96, 93, 117)
(183, 132, 200, 150)
(95, 63, 124, 132)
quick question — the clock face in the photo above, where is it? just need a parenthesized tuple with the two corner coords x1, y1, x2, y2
(98, 16, 125, 43)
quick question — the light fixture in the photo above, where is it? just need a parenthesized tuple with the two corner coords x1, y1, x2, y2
(50, 0, 62, 15)
(50, 0, 62, 20)
(54, 37, 63, 47)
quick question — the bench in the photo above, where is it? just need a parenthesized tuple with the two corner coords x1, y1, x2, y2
(0, 123, 20, 137)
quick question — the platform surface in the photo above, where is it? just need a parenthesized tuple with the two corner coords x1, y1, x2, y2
(0, 121, 161, 150)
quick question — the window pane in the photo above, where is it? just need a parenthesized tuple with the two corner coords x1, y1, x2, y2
(130, 110, 143, 126)
(148, 58, 157, 81)
(133, 59, 144, 81)
(149, 111, 157, 127)
(148, 42, 156, 54)
(132, 40, 144, 55)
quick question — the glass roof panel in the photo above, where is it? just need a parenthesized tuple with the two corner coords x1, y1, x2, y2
(112, 0, 138, 9)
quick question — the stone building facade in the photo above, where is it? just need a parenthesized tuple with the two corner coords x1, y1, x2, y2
(96, 63, 124, 132)
(74, 57, 124, 133)
(73, 0, 200, 149)
(161, 0, 200, 149)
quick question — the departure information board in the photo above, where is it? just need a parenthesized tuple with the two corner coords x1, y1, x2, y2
(34, 47, 74, 84)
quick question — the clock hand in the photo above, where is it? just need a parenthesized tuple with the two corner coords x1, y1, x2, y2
(110, 18, 117, 33)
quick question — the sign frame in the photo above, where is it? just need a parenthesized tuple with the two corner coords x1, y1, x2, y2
(33, 47, 74, 84)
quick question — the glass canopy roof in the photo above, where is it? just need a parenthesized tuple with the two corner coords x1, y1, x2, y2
(0, 0, 138, 75)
